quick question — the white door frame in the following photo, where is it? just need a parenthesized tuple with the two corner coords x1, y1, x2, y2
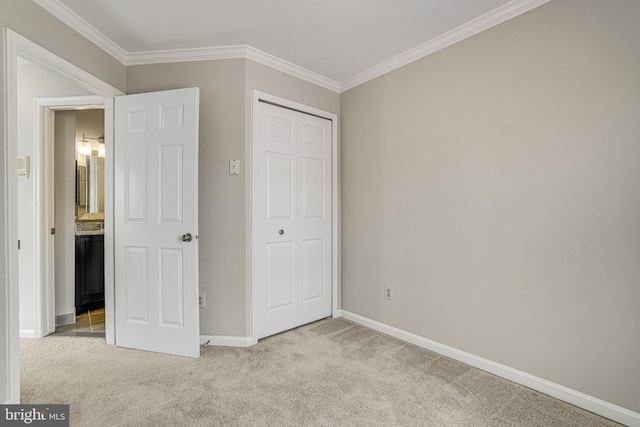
(33, 96, 107, 339)
(3, 28, 123, 403)
(249, 90, 339, 344)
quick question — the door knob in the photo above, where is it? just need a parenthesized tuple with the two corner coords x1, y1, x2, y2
(279, 230, 284, 235)
(182, 233, 193, 242)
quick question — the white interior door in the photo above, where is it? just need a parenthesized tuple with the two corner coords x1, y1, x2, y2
(114, 88, 200, 358)
(254, 101, 332, 339)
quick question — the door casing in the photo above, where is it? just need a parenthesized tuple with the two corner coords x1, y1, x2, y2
(249, 91, 339, 344)
(33, 96, 106, 339)
(3, 28, 123, 403)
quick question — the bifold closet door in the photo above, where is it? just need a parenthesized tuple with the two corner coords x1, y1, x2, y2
(253, 101, 332, 339)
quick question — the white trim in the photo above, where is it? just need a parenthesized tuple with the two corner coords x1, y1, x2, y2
(126, 45, 342, 94)
(244, 47, 340, 93)
(200, 335, 254, 348)
(340, 310, 640, 427)
(34, 96, 105, 108)
(31, 102, 53, 339)
(102, 98, 115, 346)
(19, 330, 35, 339)
(250, 91, 340, 343)
(126, 44, 247, 65)
(4, 27, 23, 405)
(32, 0, 128, 64)
(340, 0, 551, 92)
(33, 96, 105, 340)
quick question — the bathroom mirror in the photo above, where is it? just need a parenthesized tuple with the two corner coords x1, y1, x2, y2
(77, 156, 104, 221)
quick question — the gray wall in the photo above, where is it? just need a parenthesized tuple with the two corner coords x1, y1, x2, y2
(340, 0, 640, 413)
(127, 59, 247, 336)
(127, 59, 340, 337)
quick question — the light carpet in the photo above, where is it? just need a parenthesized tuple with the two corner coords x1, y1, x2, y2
(20, 318, 619, 426)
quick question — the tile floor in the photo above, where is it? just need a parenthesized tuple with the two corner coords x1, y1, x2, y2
(52, 307, 105, 337)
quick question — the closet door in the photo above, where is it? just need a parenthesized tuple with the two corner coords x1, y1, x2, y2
(253, 101, 332, 339)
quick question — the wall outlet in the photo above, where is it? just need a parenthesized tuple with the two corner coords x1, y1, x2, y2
(199, 293, 206, 308)
(384, 285, 394, 301)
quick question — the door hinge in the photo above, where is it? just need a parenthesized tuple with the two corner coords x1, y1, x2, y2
(51, 228, 56, 235)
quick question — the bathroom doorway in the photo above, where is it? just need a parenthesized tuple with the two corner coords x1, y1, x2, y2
(50, 108, 106, 337)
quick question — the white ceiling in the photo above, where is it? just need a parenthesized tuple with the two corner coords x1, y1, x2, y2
(36, 0, 549, 91)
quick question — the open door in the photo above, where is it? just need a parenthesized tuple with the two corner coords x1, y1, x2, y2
(114, 88, 200, 358)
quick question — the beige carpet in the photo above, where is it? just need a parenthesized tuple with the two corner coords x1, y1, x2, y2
(21, 318, 619, 426)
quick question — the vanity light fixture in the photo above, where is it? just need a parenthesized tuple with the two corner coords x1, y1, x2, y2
(78, 133, 105, 156)
(77, 140, 92, 155)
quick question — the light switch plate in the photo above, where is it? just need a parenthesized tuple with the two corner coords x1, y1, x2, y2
(17, 156, 30, 179)
(229, 159, 240, 175)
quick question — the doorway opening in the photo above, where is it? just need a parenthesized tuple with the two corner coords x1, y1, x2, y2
(49, 108, 106, 338)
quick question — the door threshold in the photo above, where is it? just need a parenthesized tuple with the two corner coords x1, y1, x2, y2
(48, 331, 105, 338)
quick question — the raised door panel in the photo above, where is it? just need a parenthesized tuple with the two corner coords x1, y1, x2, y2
(159, 248, 184, 327)
(301, 157, 326, 220)
(159, 145, 183, 224)
(266, 242, 295, 311)
(301, 238, 325, 302)
(124, 246, 148, 323)
(124, 147, 148, 223)
(266, 115, 294, 143)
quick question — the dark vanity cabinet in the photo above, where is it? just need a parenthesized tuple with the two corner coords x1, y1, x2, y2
(75, 234, 105, 314)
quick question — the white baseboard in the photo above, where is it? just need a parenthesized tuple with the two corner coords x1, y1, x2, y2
(200, 335, 254, 348)
(338, 310, 640, 427)
(19, 329, 35, 338)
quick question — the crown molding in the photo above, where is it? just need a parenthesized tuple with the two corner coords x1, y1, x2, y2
(34, 0, 549, 94)
(125, 45, 248, 65)
(33, 0, 128, 64)
(126, 45, 341, 93)
(244, 47, 341, 93)
(339, 0, 552, 92)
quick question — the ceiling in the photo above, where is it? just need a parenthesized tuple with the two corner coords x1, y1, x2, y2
(35, 0, 548, 91)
